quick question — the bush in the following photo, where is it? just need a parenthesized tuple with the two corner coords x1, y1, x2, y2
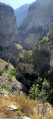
(17, 50, 33, 64)
(8, 68, 16, 77)
(3, 68, 16, 80)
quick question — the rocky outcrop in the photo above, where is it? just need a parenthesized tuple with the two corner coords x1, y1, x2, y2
(0, 75, 24, 94)
(0, 87, 8, 96)
(0, 3, 22, 61)
(19, 0, 53, 49)
(32, 24, 53, 76)
(0, 3, 17, 38)
(0, 58, 27, 94)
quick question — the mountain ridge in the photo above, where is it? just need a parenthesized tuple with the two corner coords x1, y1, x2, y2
(15, 4, 30, 27)
(18, 0, 53, 49)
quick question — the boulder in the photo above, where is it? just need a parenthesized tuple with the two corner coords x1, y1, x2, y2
(9, 105, 19, 111)
(23, 116, 31, 119)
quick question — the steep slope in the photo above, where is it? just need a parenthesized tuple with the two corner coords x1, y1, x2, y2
(0, 3, 22, 61)
(15, 4, 30, 27)
(19, 0, 53, 49)
(0, 58, 27, 94)
(33, 24, 53, 76)
(16, 24, 53, 92)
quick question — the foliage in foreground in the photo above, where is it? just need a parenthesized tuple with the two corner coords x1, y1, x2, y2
(0, 94, 36, 119)
(29, 76, 53, 103)
(0, 94, 53, 119)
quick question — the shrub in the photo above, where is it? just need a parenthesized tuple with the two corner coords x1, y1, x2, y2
(3, 68, 16, 80)
(42, 79, 50, 92)
(17, 50, 33, 64)
(8, 68, 16, 77)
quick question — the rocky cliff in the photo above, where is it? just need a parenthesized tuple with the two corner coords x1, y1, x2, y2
(19, 0, 53, 49)
(33, 24, 53, 76)
(0, 3, 22, 61)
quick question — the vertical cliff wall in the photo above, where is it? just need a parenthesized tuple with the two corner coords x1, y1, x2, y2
(19, 0, 53, 49)
(0, 3, 20, 61)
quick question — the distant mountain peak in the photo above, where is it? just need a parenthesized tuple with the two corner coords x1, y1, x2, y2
(15, 4, 30, 27)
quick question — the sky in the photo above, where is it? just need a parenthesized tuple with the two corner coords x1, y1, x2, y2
(0, 0, 36, 9)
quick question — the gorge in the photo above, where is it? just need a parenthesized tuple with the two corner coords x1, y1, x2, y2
(0, 0, 53, 119)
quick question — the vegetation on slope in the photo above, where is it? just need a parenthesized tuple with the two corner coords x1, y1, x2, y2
(0, 94, 53, 119)
(16, 32, 53, 104)
(0, 29, 53, 118)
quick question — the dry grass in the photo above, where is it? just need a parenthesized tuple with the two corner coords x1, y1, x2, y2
(0, 94, 53, 119)
(0, 94, 37, 118)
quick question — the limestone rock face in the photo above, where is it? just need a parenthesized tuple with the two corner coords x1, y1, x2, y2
(0, 75, 24, 94)
(0, 3, 20, 61)
(19, 0, 53, 49)
(0, 3, 17, 45)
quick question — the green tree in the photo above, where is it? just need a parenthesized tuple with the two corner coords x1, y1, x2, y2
(29, 84, 39, 100)
(36, 77, 44, 90)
